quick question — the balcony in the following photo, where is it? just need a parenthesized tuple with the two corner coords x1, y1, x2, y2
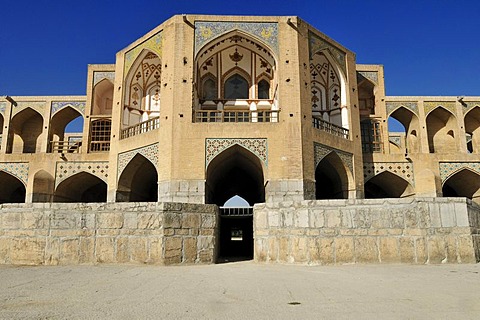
(312, 116, 349, 139)
(121, 116, 160, 139)
(50, 137, 82, 153)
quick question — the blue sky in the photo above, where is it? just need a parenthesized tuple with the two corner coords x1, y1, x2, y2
(1, 0, 478, 97)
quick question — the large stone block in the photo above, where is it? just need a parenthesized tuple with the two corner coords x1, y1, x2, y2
(354, 237, 378, 263)
(379, 237, 400, 263)
(130, 237, 148, 263)
(292, 237, 308, 263)
(95, 237, 115, 263)
(97, 213, 124, 229)
(2, 212, 21, 229)
(318, 238, 334, 264)
(182, 213, 200, 229)
(427, 236, 446, 264)
(183, 237, 197, 263)
(10, 238, 46, 265)
(149, 237, 163, 264)
(334, 237, 354, 264)
(60, 239, 80, 264)
(457, 235, 477, 263)
(399, 237, 415, 263)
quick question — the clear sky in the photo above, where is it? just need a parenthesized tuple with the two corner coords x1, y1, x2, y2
(1, 0, 479, 97)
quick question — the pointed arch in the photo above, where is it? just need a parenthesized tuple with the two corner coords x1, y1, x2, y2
(389, 106, 420, 154)
(54, 171, 107, 203)
(32, 170, 54, 202)
(442, 168, 480, 204)
(116, 153, 158, 202)
(426, 106, 458, 153)
(310, 50, 349, 129)
(364, 171, 415, 198)
(0, 170, 26, 203)
(8, 107, 43, 153)
(357, 76, 376, 115)
(92, 79, 114, 115)
(206, 144, 265, 206)
(464, 106, 480, 153)
(123, 49, 162, 128)
(315, 151, 351, 199)
(49, 106, 83, 152)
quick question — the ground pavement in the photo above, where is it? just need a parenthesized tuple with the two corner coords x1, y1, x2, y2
(0, 261, 479, 319)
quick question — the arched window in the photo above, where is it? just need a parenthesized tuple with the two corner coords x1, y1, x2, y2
(203, 78, 217, 100)
(224, 74, 249, 99)
(258, 80, 270, 99)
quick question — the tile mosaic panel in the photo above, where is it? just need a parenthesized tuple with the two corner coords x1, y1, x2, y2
(363, 162, 414, 185)
(386, 102, 419, 116)
(439, 162, 480, 182)
(389, 135, 402, 146)
(0, 102, 5, 115)
(206, 138, 267, 168)
(124, 31, 163, 76)
(463, 102, 480, 115)
(195, 21, 278, 56)
(55, 161, 109, 187)
(13, 102, 46, 116)
(0, 162, 29, 186)
(308, 31, 346, 74)
(93, 71, 115, 86)
(424, 101, 456, 116)
(357, 71, 378, 84)
(314, 142, 353, 174)
(117, 143, 159, 179)
(51, 101, 86, 116)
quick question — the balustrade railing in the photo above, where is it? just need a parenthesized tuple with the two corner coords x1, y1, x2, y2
(121, 116, 160, 139)
(194, 110, 279, 123)
(312, 116, 349, 139)
(50, 139, 82, 153)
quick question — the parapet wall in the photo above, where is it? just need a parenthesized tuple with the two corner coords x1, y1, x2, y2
(254, 198, 480, 264)
(0, 202, 217, 265)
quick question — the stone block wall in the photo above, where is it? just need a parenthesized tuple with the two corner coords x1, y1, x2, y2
(0, 202, 217, 265)
(254, 198, 480, 264)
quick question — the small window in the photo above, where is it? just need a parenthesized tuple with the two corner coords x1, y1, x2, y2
(203, 78, 217, 100)
(224, 74, 249, 99)
(258, 80, 270, 99)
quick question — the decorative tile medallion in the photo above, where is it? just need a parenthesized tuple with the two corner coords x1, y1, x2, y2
(0, 102, 6, 115)
(124, 31, 163, 76)
(93, 71, 115, 86)
(309, 31, 346, 75)
(463, 102, 480, 115)
(13, 101, 46, 116)
(363, 162, 414, 185)
(195, 22, 278, 56)
(117, 143, 159, 179)
(386, 102, 419, 116)
(0, 162, 29, 186)
(206, 138, 267, 168)
(357, 71, 378, 84)
(439, 162, 480, 182)
(55, 161, 109, 187)
(51, 101, 86, 116)
(314, 142, 353, 174)
(424, 101, 456, 116)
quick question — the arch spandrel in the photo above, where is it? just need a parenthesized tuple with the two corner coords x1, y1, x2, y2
(55, 161, 109, 188)
(205, 138, 267, 169)
(124, 31, 163, 76)
(363, 162, 415, 186)
(385, 102, 419, 117)
(93, 71, 115, 87)
(117, 143, 159, 179)
(308, 31, 346, 75)
(0, 162, 29, 186)
(439, 162, 480, 183)
(51, 102, 86, 117)
(313, 143, 353, 175)
(424, 102, 456, 117)
(195, 22, 278, 57)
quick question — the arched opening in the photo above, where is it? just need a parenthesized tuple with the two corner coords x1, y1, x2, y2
(116, 154, 158, 202)
(32, 170, 54, 202)
(388, 107, 420, 154)
(357, 76, 375, 116)
(54, 172, 107, 203)
(49, 106, 83, 153)
(315, 152, 349, 199)
(0, 114, 4, 148)
(426, 107, 458, 153)
(365, 171, 414, 198)
(194, 30, 278, 121)
(0, 171, 26, 203)
(92, 79, 114, 115)
(442, 169, 480, 204)
(7, 107, 43, 153)
(123, 50, 162, 128)
(206, 145, 264, 261)
(310, 51, 348, 128)
(464, 106, 480, 154)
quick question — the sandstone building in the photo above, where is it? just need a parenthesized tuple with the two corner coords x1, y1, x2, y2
(1, 15, 479, 265)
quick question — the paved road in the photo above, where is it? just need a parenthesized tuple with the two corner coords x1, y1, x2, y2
(0, 262, 479, 319)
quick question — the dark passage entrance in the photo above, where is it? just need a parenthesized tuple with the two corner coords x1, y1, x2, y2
(219, 207, 254, 261)
(205, 145, 264, 262)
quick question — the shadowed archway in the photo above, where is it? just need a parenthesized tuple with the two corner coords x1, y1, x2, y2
(54, 172, 107, 203)
(315, 152, 350, 199)
(365, 171, 414, 198)
(0, 171, 26, 203)
(116, 154, 158, 202)
(442, 169, 480, 204)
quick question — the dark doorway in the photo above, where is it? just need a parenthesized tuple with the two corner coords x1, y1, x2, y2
(205, 146, 264, 262)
